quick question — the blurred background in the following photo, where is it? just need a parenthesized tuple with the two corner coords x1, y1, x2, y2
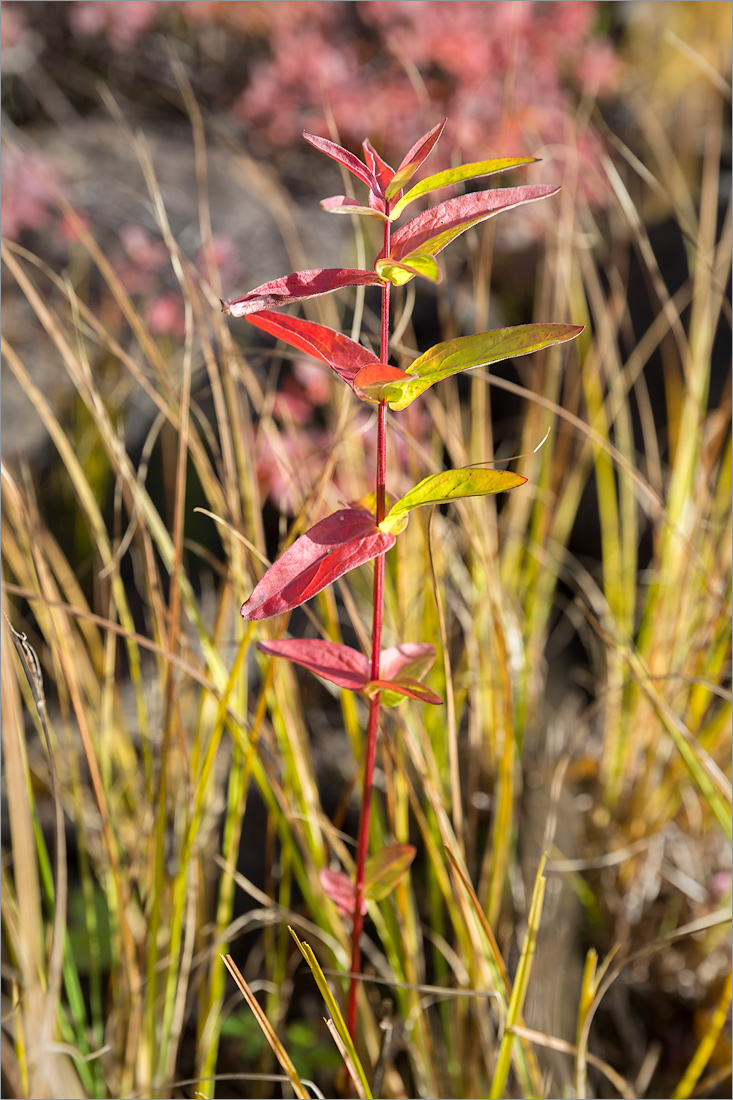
(2, 3, 731, 1099)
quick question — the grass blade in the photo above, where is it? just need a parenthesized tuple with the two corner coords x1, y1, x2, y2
(289, 928, 373, 1099)
(220, 953, 311, 1100)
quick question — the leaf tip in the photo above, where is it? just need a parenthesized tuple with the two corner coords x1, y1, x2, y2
(240, 598, 259, 622)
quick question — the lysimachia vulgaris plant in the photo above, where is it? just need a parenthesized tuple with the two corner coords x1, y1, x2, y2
(223, 120, 582, 1038)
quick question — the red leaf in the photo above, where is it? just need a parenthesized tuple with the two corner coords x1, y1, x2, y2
(319, 868, 366, 918)
(353, 363, 414, 403)
(241, 509, 395, 620)
(257, 638, 441, 703)
(222, 268, 382, 317)
(362, 138, 395, 193)
(379, 643, 436, 682)
(365, 678, 443, 705)
(246, 310, 380, 390)
(384, 119, 446, 200)
(384, 185, 561, 263)
(256, 638, 369, 691)
(303, 132, 380, 195)
(320, 195, 388, 220)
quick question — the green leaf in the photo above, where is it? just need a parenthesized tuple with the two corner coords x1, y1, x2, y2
(387, 323, 584, 410)
(375, 254, 442, 285)
(364, 844, 416, 902)
(380, 469, 527, 534)
(389, 157, 537, 219)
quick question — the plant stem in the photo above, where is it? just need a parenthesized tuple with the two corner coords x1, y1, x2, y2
(347, 218, 391, 1040)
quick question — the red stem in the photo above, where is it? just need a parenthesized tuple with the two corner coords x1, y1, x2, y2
(347, 215, 391, 1039)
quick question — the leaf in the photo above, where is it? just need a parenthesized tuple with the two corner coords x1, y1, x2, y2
(241, 509, 395, 620)
(383, 185, 561, 267)
(364, 844, 417, 901)
(257, 638, 369, 691)
(353, 363, 416, 403)
(374, 255, 442, 286)
(319, 845, 417, 915)
(349, 489, 401, 517)
(362, 138, 395, 193)
(386, 323, 584, 410)
(379, 642, 436, 682)
(384, 119, 446, 200)
(257, 638, 440, 704)
(222, 268, 383, 316)
(389, 157, 538, 219)
(246, 310, 380, 390)
(364, 677, 443, 705)
(380, 469, 528, 534)
(319, 869, 366, 917)
(320, 195, 388, 221)
(303, 132, 380, 195)
(369, 644, 440, 707)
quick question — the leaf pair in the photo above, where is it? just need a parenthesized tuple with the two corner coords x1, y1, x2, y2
(241, 463, 528, 623)
(222, 181, 561, 310)
(240, 309, 582, 411)
(319, 844, 416, 918)
(257, 638, 441, 705)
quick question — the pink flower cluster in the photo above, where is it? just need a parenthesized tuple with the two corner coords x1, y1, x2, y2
(67, 0, 159, 53)
(0, 144, 59, 241)
(20, 0, 621, 188)
(108, 224, 241, 339)
(231, 1, 622, 191)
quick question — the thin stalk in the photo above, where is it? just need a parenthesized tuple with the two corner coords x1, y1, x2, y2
(348, 218, 392, 1039)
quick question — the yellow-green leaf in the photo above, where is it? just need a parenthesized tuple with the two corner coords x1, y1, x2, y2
(389, 156, 537, 219)
(375, 255, 442, 285)
(380, 469, 527, 534)
(364, 844, 417, 901)
(387, 324, 583, 410)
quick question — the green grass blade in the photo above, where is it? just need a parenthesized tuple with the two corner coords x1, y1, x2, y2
(289, 928, 373, 1099)
(490, 856, 547, 1099)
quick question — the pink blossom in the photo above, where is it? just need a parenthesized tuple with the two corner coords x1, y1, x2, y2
(272, 385, 315, 427)
(68, 1, 160, 53)
(576, 41, 625, 98)
(56, 210, 91, 242)
(256, 425, 332, 515)
(119, 224, 169, 271)
(1, 1, 28, 51)
(146, 292, 185, 339)
(293, 359, 333, 406)
(196, 234, 242, 282)
(1, 143, 59, 240)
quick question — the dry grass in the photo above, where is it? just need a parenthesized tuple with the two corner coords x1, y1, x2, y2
(1, 47, 731, 1100)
